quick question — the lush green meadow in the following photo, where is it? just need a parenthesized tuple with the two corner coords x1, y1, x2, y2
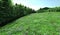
(0, 12, 60, 35)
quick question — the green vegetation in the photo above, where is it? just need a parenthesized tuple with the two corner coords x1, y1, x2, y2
(37, 7, 60, 13)
(37, 7, 50, 13)
(47, 7, 60, 12)
(0, 0, 60, 26)
(0, 0, 60, 35)
(0, 12, 60, 35)
(0, 0, 36, 26)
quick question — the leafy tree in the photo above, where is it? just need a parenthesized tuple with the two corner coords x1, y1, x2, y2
(0, 0, 13, 26)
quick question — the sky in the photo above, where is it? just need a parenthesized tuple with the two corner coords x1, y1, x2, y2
(12, 0, 60, 10)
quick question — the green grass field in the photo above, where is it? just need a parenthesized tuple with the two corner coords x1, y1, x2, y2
(0, 12, 60, 35)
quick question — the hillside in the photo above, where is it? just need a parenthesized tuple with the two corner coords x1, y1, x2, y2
(0, 12, 60, 35)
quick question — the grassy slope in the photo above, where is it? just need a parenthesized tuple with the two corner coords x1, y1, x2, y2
(0, 12, 60, 35)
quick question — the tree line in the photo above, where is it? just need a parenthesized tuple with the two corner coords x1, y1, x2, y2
(37, 7, 60, 13)
(0, 0, 36, 27)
